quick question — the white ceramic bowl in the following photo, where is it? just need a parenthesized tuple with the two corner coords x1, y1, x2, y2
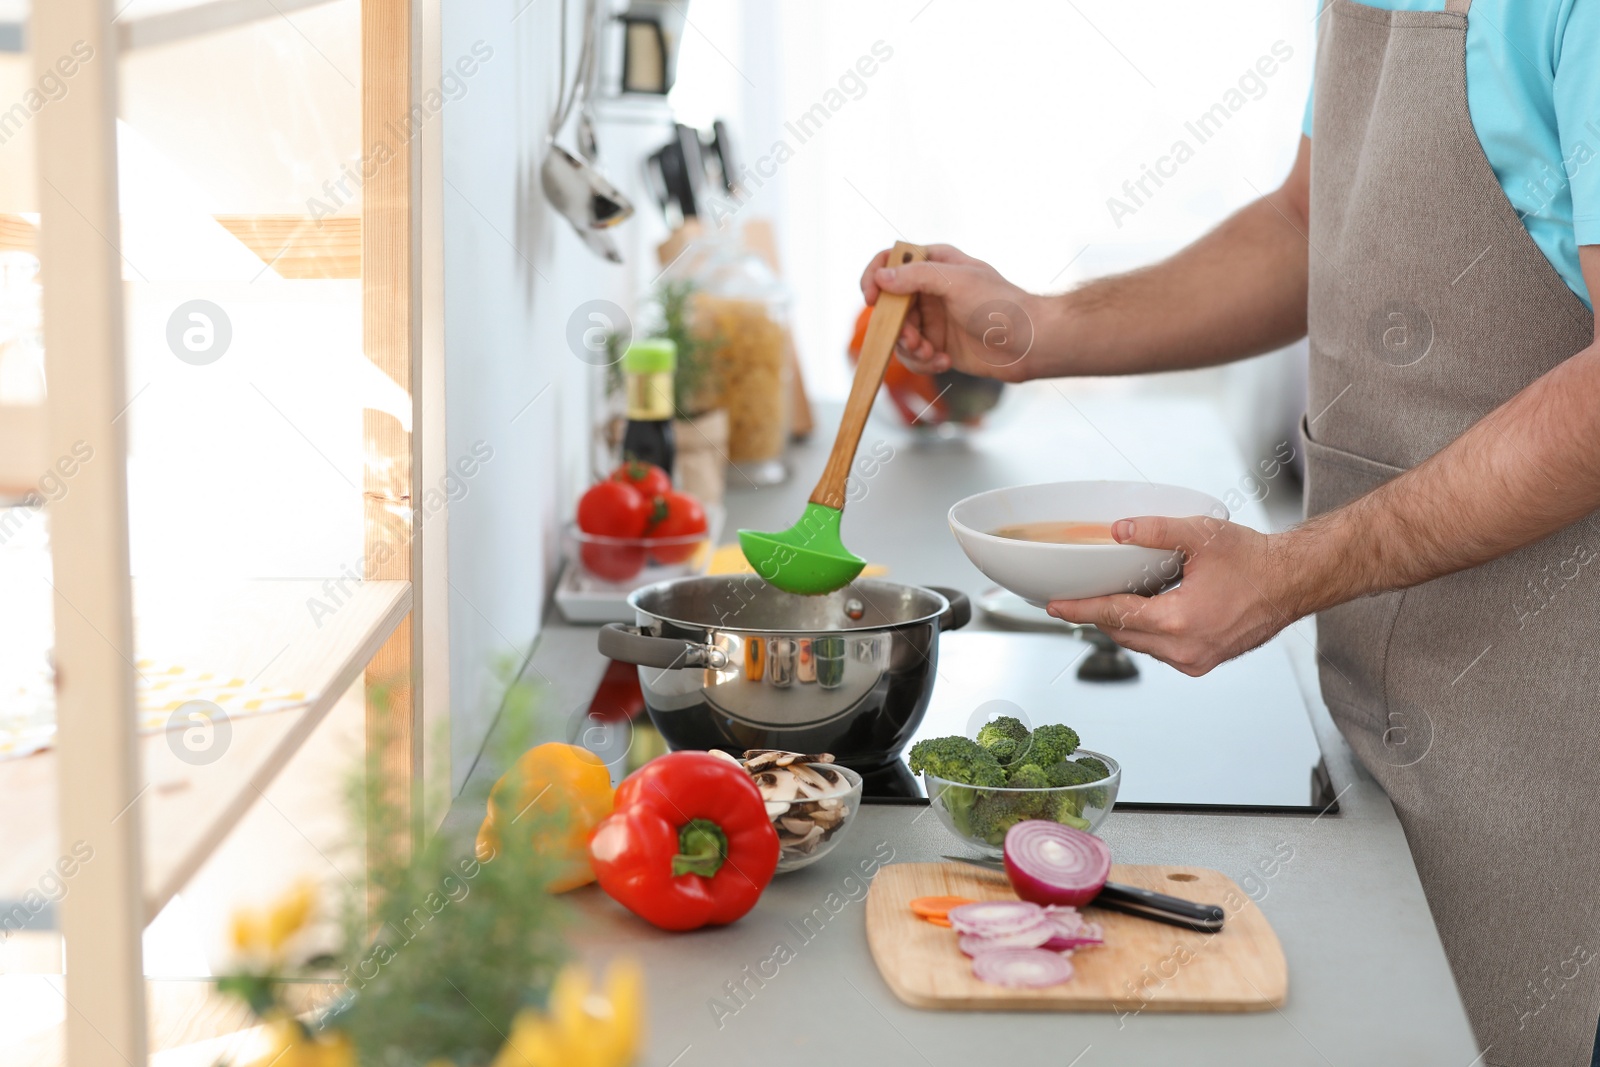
(948, 480, 1229, 606)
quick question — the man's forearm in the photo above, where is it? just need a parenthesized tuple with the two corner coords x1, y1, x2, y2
(1029, 146, 1313, 379)
(1278, 342, 1600, 615)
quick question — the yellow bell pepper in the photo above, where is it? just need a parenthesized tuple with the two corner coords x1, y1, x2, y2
(477, 742, 614, 893)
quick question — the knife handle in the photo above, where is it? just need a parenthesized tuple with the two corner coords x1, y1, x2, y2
(1097, 881, 1226, 933)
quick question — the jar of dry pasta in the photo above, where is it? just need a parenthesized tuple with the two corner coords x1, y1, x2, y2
(676, 231, 793, 487)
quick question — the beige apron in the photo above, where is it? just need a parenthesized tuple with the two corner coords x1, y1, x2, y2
(1305, 1, 1599, 1063)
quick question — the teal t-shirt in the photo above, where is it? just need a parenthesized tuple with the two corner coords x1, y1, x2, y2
(1303, 0, 1600, 309)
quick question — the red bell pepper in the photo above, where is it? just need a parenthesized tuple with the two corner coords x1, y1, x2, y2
(588, 751, 779, 931)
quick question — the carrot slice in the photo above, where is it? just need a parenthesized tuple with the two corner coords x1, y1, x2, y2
(925, 915, 952, 928)
(909, 895, 976, 920)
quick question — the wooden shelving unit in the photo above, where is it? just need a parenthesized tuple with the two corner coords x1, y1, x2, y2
(4, 1, 435, 1063)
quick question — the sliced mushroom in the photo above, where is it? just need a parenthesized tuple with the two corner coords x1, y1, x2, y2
(759, 772, 799, 805)
(779, 816, 814, 836)
(743, 751, 783, 772)
(792, 824, 826, 852)
(788, 762, 830, 792)
(809, 807, 843, 830)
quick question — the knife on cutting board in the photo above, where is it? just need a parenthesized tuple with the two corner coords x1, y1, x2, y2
(941, 854, 1226, 933)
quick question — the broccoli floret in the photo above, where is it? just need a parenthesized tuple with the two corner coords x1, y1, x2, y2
(908, 735, 1006, 787)
(976, 715, 1030, 750)
(1022, 723, 1081, 767)
(1044, 759, 1102, 788)
(912, 735, 1011, 839)
(1040, 757, 1111, 817)
(1043, 758, 1114, 824)
(1049, 782, 1087, 820)
(1050, 802, 1092, 832)
(985, 737, 1024, 766)
(968, 792, 1051, 846)
(1074, 755, 1111, 781)
(1006, 763, 1049, 789)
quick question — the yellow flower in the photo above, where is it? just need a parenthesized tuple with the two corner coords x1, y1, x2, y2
(230, 910, 264, 954)
(266, 880, 317, 952)
(493, 960, 644, 1067)
(248, 1016, 355, 1067)
(230, 879, 318, 960)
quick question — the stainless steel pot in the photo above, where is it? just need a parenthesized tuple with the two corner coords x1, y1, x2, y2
(597, 576, 971, 771)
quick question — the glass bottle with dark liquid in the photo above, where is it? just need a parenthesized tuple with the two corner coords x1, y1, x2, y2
(621, 338, 677, 475)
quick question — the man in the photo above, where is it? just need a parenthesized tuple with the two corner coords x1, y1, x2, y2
(861, 1, 1599, 1063)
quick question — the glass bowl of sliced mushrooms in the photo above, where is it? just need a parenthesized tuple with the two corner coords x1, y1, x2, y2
(712, 749, 863, 873)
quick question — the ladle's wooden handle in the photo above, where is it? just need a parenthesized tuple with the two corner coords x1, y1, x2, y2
(810, 241, 928, 509)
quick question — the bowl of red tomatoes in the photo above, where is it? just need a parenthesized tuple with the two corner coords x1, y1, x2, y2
(571, 462, 713, 586)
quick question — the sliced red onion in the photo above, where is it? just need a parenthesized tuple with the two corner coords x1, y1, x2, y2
(970, 948, 1076, 988)
(1045, 906, 1104, 942)
(1040, 933, 1105, 952)
(1003, 820, 1112, 908)
(1034, 907, 1103, 952)
(946, 899, 1047, 937)
(957, 921, 1054, 957)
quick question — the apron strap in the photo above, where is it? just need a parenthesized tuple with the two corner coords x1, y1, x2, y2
(1445, 0, 1471, 12)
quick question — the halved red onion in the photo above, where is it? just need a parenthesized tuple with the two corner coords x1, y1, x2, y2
(946, 899, 1047, 937)
(970, 947, 1076, 988)
(1003, 820, 1112, 907)
(957, 921, 1054, 957)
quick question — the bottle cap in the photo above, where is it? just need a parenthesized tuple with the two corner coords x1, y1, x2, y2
(624, 338, 676, 374)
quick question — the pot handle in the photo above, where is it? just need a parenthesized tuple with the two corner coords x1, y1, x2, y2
(599, 623, 730, 670)
(926, 586, 972, 632)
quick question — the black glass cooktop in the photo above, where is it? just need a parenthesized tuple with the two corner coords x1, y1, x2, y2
(866, 633, 1336, 813)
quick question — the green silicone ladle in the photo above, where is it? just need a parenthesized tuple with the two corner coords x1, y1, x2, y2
(739, 241, 927, 595)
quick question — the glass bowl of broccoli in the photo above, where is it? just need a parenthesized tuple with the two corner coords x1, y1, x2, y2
(910, 720, 1120, 855)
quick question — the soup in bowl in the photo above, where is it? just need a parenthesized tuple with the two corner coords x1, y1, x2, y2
(948, 481, 1229, 606)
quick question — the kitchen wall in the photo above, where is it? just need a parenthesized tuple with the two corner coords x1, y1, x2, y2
(440, 1, 670, 791)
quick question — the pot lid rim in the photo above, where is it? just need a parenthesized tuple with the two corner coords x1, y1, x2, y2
(623, 576, 951, 635)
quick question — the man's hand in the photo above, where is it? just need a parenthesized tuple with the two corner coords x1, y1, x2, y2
(854, 140, 1314, 384)
(859, 244, 1040, 383)
(1045, 516, 1301, 677)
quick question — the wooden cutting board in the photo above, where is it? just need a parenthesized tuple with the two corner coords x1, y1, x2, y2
(865, 862, 1286, 1012)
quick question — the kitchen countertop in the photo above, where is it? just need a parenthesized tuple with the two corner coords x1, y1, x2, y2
(444, 385, 1481, 1065)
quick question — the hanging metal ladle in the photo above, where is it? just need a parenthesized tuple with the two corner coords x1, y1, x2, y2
(540, 0, 634, 262)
